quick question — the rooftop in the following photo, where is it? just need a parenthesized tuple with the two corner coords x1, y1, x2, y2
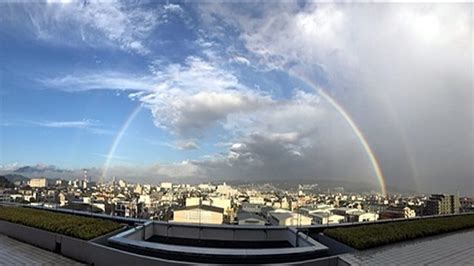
(0, 234, 83, 265)
(341, 230, 474, 265)
(176, 204, 224, 213)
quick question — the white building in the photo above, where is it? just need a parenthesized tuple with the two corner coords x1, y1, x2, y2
(299, 204, 334, 216)
(331, 207, 361, 216)
(160, 182, 172, 189)
(241, 203, 263, 213)
(249, 196, 265, 205)
(118, 179, 127, 188)
(268, 212, 312, 226)
(173, 205, 224, 225)
(346, 211, 379, 222)
(186, 197, 201, 207)
(139, 195, 151, 208)
(310, 213, 345, 225)
(216, 183, 238, 197)
(29, 178, 48, 188)
(210, 197, 231, 213)
(198, 183, 213, 191)
(237, 211, 266, 225)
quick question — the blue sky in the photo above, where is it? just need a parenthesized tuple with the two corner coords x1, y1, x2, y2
(0, 1, 471, 194)
(0, 1, 318, 169)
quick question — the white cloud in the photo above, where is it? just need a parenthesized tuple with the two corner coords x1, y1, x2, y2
(34, 119, 98, 129)
(24, 119, 114, 135)
(131, 56, 274, 138)
(163, 3, 183, 13)
(149, 160, 205, 179)
(231, 56, 250, 65)
(176, 140, 199, 150)
(0, 162, 20, 171)
(10, 1, 163, 54)
(38, 72, 156, 91)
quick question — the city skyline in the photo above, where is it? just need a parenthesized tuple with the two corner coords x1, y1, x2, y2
(1, 2, 472, 195)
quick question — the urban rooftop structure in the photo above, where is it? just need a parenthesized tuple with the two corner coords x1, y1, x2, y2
(0, 176, 473, 264)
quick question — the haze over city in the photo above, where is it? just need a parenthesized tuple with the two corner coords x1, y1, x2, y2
(1, 2, 472, 195)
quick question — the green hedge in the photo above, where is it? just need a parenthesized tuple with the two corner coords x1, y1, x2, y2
(0, 206, 122, 240)
(324, 214, 474, 250)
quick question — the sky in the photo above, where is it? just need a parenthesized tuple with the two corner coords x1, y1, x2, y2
(0, 1, 472, 194)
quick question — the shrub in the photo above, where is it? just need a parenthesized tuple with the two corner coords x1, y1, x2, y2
(324, 214, 474, 250)
(0, 206, 122, 240)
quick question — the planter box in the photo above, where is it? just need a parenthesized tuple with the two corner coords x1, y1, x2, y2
(0, 220, 190, 265)
(0, 220, 60, 251)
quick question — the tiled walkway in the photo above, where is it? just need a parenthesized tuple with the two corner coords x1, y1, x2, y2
(0, 234, 84, 265)
(341, 230, 474, 265)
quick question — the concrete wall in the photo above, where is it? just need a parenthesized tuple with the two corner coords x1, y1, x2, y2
(0, 220, 189, 265)
(107, 222, 329, 263)
(0, 220, 59, 251)
(315, 233, 356, 255)
(62, 236, 191, 266)
(152, 222, 291, 242)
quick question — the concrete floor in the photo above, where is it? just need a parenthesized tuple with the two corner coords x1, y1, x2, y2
(0, 234, 84, 265)
(341, 229, 474, 265)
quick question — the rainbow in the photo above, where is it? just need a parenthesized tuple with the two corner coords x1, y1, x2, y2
(101, 104, 143, 181)
(296, 76, 388, 196)
(101, 79, 388, 196)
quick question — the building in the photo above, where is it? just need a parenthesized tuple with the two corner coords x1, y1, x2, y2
(345, 211, 379, 222)
(310, 213, 345, 225)
(160, 182, 172, 190)
(29, 178, 48, 188)
(172, 205, 224, 224)
(209, 197, 232, 213)
(249, 196, 265, 205)
(459, 197, 473, 212)
(118, 180, 127, 188)
(380, 206, 416, 219)
(425, 194, 460, 215)
(0, 189, 11, 202)
(268, 212, 312, 226)
(215, 183, 238, 196)
(236, 210, 267, 225)
(185, 197, 201, 207)
(241, 202, 263, 213)
(299, 204, 334, 216)
(331, 207, 361, 216)
(138, 195, 151, 208)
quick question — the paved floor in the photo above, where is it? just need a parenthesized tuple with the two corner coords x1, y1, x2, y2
(341, 230, 474, 265)
(0, 234, 84, 265)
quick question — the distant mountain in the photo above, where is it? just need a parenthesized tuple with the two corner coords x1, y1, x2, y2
(0, 176, 13, 188)
(4, 174, 29, 183)
(227, 177, 380, 193)
(8, 165, 76, 180)
(13, 165, 68, 174)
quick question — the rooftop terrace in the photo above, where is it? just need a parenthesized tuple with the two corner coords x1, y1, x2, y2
(0, 234, 83, 265)
(341, 229, 474, 265)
